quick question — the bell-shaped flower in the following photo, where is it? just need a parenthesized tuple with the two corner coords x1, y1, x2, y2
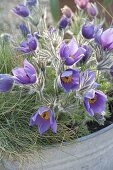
(0, 74, 14, 92)
(30, 106, 57, 134)
(82, 23, 95, 39)
(58, 16, 70, 29)
(86, 3, 98, 17)
(59, 38, 85, 66)
(99, 28, 113, 50)
(12, 3, 29, 17)
(74, 0, 89, 9)
(83, 89, 107, 116)
(61, 5, 73, 18)
(12, 59, 37, 84)
(58, 68, 80, 92)
(18, 34, 37, 53)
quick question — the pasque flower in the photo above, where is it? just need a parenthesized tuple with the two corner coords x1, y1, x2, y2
(74, 0, 89, 9)
(83, 89, 107, 116)
(26, 0, 37, 6)
(61, 5, 73, 18)
(12, 59, 37, 84)
(82, 23, 95, 39)
(58, 68, 80, 92)
(30, 106, 57, 134)
(99, 28, 113, 50)
(19, 22, 30, 37)
(58, 16, 70, 29)
(18, 34, 37, 53)
(59, 38, 85, 66)
(0, 74, 14, 92)
(80, 45, 92, 63)
(12, 3, 29, 17)
(86, 3, 98, 17)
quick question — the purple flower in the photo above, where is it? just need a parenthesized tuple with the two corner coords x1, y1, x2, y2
(0, 74, 14, 92)
(30, 106, 57, 134)
(59, 38, 85, 66)
(12, 3, 29, 17)
(99, 28, 113, 50)
(19, 23, 30, 37)
(58, 68, 80, 92)
(82, 23, 95, 39)
(80, 45, 92, 63)
(58, 16, 70, 29)
(74, 0, 89, 9)
(12, 59, 37, 84)
(86, 3, 98, 17)
(18, 34, 37, 53)
(26, 0, 37, 6)
(83, 89, 107, 116)
(61, 5, 73, 18)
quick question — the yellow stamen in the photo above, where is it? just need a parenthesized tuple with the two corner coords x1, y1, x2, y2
(69, 55, 74, 59)
(88, 95, 97, 104)
(61, 76, 72, 83)
(40, 111, 50, 120)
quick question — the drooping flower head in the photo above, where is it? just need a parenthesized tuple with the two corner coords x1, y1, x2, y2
(0, 74, 14, 92)
(59, 38, 85, 66)
(83, 89, 107, 116)
(12, 3, 29, 17)
(18, 34, 37, 53)
(74, 0, 89, 9)
(58, 16, 70, 29)
(86, 3, 98, 17)
(19, 22, 30, 37)
(30, 106, 57, 134)
(99, 28, 113, 50)
(58, 68, 80, 92)
(12, 59, 37, 84)
(82, 23, 95, 39)
(61, 5, 73, 18)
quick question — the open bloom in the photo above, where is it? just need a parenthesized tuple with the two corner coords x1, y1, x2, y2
(12, 3, 29, 17)
(58, 16, 70, 29)
(99, 28, 113, 50)
(83, 89, 107, 116)
(12, 59, 37, 84)
(30, 106, 57, 134)
(18, 34, 37, 53)
(59, 38, 85, 66)
(82, 23, 95, 39)
(0, 74, 14, 92)
(58, 68, 80, 92)
(74, 0, 89, 9)
(86, 3, 98, 17)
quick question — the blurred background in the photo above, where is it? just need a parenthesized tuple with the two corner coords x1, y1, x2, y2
(0, 0, 113, 33)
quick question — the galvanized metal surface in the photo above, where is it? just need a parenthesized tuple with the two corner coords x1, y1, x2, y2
(1, 124, 113, 170)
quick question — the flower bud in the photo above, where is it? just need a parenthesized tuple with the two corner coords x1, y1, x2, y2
(61, 5, 73, 18)
(86, 3, 98, 17)
(74, 0, 89, 9)
(82, 23, 95, 39)
(58, 16, 70, 29)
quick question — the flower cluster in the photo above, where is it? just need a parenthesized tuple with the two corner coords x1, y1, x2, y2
(1, 0, 112, 136)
